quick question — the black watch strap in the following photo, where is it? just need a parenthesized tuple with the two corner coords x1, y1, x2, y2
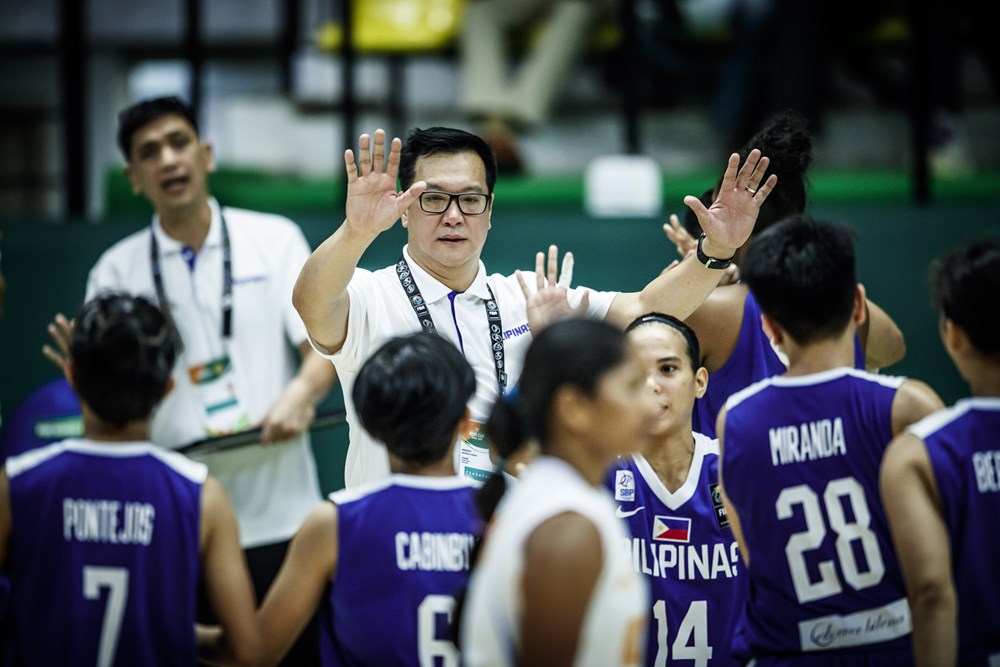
(696, 234, 735, 270)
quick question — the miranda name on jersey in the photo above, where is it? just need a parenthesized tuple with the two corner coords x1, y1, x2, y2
(770, 417, 846, 466)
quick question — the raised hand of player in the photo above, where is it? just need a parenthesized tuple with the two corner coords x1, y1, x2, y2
(663, 213, 698, 259)
(684, 149, 777, 259)
(344, 129, 426, 236)
(42, 312, 74, 373)
(516, 245, 590, 334)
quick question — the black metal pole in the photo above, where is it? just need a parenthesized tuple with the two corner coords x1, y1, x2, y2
(908, 0, 931, 204)
(620, 0, 641, 154)
(185, 0, 204, 117)
(59, 0, 87, 217)
(340, 0, 356, 206)
(281, 0, 301, 95)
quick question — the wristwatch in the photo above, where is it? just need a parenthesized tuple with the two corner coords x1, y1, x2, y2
(696, 234, 735, 270)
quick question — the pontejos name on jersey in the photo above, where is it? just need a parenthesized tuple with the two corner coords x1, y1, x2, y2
(63, 498, 156, 545)
(395, 531, 475, 572)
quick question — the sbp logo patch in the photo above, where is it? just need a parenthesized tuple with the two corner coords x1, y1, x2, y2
(615, 470, 635, 501)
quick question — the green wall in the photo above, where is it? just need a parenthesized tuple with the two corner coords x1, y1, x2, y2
(2, 187, 999, 494)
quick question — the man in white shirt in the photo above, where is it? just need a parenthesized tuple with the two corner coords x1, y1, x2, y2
(294, 126, 776, 487)
(44, 95, 337, 666)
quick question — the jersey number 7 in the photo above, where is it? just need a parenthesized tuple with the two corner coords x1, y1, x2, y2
(83, 565, 129, 667)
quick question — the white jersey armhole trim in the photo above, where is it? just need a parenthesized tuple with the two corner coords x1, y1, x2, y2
(7, 438, 208, 483)
(727, 367, 907, 412)
(905, 397, 1000, 439)
(329, 473, 478, 506)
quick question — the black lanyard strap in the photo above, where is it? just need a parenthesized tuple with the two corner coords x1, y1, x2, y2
(396, 256, 507, 396)
(150, 210, 233, 339)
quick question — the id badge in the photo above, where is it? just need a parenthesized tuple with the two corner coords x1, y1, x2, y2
(458, 421, 494, 482)
(188, 355, 251, 436)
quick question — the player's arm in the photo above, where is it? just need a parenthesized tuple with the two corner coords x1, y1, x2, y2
(880, 433, 956, 667)
(520, 512, 602, 667)
(256, 502, 338, 667)
(682, 284, 747, 372)
(859, 296, 906, 370)
(890, 380, 945, 436)
(715, 407, 750, 565)
(198, 477, 262, 667)
(605, 150, 777, 328)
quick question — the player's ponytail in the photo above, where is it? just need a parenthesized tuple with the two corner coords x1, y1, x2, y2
(453, 318, 628, 647)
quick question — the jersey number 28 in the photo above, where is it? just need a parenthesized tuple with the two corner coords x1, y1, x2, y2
(777, 477, 885, 604)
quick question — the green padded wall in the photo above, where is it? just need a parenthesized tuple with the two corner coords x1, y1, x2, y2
(3, 173, 1000, 494)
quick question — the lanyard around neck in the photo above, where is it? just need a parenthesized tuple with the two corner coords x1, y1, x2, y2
(396, 255, 507, 396)
(150, 210, 233, 339)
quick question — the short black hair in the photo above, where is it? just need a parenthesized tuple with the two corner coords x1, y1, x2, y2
(353, 332, 476, 465)
(740, 214, 857, 345)
(625, 312, 702, 371)
(117, 96, 199, 162)
(399, 127, 498, 194)
(72, 293, 181, 427)
(930, 238, 1000, 357)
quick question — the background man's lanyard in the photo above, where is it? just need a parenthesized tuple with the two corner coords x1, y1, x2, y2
(150, 211, 233, 339)
(396, 256, 507, 396)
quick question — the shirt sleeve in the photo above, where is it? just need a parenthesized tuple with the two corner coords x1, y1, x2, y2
(571, 284, 618, 320)
(278, 219, 312, 348)
(85, 247, 126, 301)
(321, 267, 378, 374)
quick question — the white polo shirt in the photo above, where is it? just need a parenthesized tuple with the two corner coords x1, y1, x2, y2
(85, 198, 322, 547)
(320, 245, 617, 487)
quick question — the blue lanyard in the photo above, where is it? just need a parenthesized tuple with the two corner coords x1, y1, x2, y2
(149, 211, 233, 339)
(396, 256, 507, 396)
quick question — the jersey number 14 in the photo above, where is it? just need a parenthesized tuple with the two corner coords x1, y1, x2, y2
(651, 599, 712, 666)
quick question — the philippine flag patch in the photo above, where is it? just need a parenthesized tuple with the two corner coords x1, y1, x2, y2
(652, 516, 691, 543)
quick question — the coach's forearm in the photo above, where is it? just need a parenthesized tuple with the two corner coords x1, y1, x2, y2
(293, 221, 378, 353)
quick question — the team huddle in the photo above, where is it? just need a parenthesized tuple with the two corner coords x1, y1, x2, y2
(0, 97, 997, 667)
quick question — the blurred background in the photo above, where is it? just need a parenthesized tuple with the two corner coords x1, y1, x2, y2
(1, 0, 998, 492)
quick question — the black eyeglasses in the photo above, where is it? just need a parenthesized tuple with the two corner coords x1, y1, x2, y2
(419, 191, 489, 215)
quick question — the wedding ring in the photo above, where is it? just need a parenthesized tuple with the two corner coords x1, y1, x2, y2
(745, 185, 757, 195)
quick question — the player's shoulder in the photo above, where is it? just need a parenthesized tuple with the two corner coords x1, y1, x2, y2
(890, 376, 945, 431)
(330, 474, 477, 507)
(906, 398, 988, 440)
(724, 375, 776, 412)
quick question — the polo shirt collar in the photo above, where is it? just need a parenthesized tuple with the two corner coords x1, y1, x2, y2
(401, 245, 491, 302)
(151, 197, 223, 255)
